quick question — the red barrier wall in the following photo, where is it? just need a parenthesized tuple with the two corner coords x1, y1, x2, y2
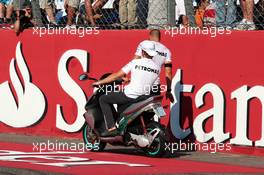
(0, 30, 264, 155)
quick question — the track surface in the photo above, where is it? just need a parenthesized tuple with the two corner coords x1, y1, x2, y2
(0, 134, 264, 175)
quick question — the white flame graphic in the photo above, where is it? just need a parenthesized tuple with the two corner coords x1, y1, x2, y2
(0, 42, 46, 128)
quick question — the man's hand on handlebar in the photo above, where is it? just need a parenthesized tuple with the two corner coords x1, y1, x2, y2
(92, 81, 100, 87)
(122, 76, 130, 84)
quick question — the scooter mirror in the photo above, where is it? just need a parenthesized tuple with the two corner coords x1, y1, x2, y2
(79, 73, 89, 81)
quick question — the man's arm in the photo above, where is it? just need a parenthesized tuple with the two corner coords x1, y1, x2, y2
(165, 62, 174, 102)
(134, 42, 143, 59)
(134, 55, 141, 59)
(93, 70, 126, 86)
(85, 0, 96, 26)
(165, 66, 172, 90)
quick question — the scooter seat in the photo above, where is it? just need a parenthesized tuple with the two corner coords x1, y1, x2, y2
(118, 95, 163, 115)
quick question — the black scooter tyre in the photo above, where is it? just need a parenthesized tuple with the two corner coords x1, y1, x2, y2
(83, 123, 106, 152)
(142, 122, 166, 157)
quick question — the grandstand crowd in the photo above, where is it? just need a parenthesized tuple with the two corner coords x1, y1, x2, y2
(0, 0, 263, 34)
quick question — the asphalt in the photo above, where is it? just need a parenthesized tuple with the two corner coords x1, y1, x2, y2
(0, 133, 263, 175)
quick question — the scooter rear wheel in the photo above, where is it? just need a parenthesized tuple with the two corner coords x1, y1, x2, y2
(83, 123, 106, 152)
(142, 122, 166, 157)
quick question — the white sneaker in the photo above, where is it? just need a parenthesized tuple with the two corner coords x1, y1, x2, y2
(246, 21, 256, 30)
(234, 19, 247, 30)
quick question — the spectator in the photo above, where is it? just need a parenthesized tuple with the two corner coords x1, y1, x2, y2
(31, 0, 45, 27)
(195, 0, 209, 28)
(85, 0, 96, 26)
(39, 0, 57, 26)
(84, 0, 109, 26)
(176, 0, 189, 27)
(54, 0, 67, 25)
(184, 0, 196, 27)
(235, 0, 256, 30)
(203, 1, 216, 27)
(13, 0, 34, 34)
(147, 0, 167, 29)
(214, 0, 237, 28)
(119, 0, 137, 28)
(64, 0, 80, 28)
(0, 0, 13, 24)
(13, 0, 26, 33)
(255, 0, 264, 29)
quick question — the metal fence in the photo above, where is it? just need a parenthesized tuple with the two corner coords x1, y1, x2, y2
(0, 0, 264, 30)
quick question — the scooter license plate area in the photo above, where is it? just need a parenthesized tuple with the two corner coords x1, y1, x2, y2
(155, 106, 166, 117)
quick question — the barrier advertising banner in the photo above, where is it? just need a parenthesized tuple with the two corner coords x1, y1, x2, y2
(0, 30, 264, 157)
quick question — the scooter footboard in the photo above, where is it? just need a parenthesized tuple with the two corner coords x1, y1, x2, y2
(84, 111, 95, 130)
(83, 108, 106, 132)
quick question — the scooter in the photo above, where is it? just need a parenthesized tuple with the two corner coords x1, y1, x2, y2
(79, 73, 168, 157)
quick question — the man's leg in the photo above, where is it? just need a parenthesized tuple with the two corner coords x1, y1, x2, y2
(236, 0, 255, 30)
(119, 0, 128, 28)
(92, 0, 108, 12)
(0, 3, 5, 23)
(66, 0, 79, 27)
(234, 0, 249, 30)
(127, 0, 137, 28)
(99, 91, 134, 130)
(14, 10, 20, 34)
(215, 0, 226, 27)
(240, 0, 247, 20)
(226, 0, 237, 27)
(66, 6, 76, 26)
(5, 4, 13, 24)
(245, 0, 254, 21)
(245, 0, 255, 30)
(85, 0, 96, 26)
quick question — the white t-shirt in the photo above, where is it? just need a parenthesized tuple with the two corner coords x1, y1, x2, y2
(135, 41, 172, 84)
(121, 58, 160, 99)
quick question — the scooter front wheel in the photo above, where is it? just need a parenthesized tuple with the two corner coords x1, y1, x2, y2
(83, 123, 106, 152)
